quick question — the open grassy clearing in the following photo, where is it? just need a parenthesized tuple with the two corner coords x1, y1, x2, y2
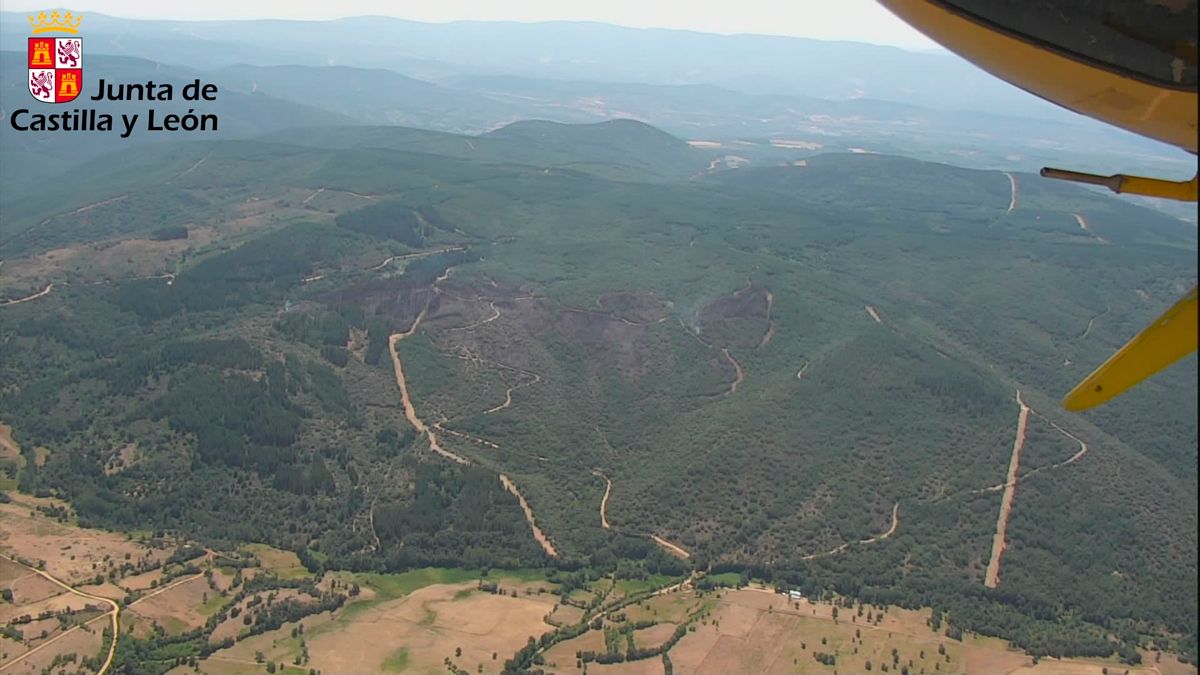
(0, 499, 169, 588)
(240, 544, 310, 582)
(0, 619, 103, 675)
(125, 574, 213, 635)
(200, 579, 559, 675)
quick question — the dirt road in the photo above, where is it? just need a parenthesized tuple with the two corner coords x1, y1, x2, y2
(370, 246, 467, 271)
(985, 390, 1029, 589)
(1073, 213, 1110, 244)
(801, 502, 900, 560)
(388, 306, 469, 466)
(650, 535, 691, 560)
(1020, 410, 1090, 478)
(865, 305, 883, 324)
(499, 474, 558, 558)
(1004, 172, 1018, 213)
(722, 349, 744, 395)
(592, 470, 613, 529)
(1080, 304, 1110, 340)
(0, 553, 120, 675)
(451, 301, 501, 332)
(385, 272, 563, 560)
(1, 282, 54, 307)
(172, 151, 211, 181)
(301, 186, 325, 204)
(759, 290, 776, 347)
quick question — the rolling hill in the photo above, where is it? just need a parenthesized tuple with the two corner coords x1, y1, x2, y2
(0, 119, 1194, 663)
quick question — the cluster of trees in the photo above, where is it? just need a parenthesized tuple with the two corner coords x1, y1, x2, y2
(240, 593, 345, 639)
(150, 225, 188, 241)
(275, 311, 351, 349)
(578, 623, 688, 665)
(335, 200, 426, 246)
(151, 370, 302, 471)
(114, 221, 361, 319)
(337, 464, 549, 571)
(108, 573, 342, 673)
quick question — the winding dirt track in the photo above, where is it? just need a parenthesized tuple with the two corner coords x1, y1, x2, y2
(984, 390, 1029, 589)
(650, 535, 691, 560)
(800, 502, 900, 561)
(385, 272, 558, 558)
(0, 553, 120, 675)
(759, 290, 776, 348)
(450, 301, 501, 332)
(1019, 410, 1090, 480)
(592, 470, 613, 529)
(796, 361, 810, 381)
(722, 349, 744, 395)
(1004, 172, 1018, 213)
(1080, 304, 1110, 340)
(971, 402, 1088, 495)
(1, 282, 54, 307)
(388, 306, 469, 466)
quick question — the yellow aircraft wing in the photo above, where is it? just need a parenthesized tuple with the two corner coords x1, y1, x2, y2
(878, 0, 1198, 410)
(1064, 286, 1198, 410)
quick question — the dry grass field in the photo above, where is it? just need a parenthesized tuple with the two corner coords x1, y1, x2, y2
(194, 579, 559, 675)
(0, 494, 199, 673)
(125, 574, 212, 634)
(0, 498, 167, 587)
(2, 489, 1192, 675)
(534, 588, 1196, 675)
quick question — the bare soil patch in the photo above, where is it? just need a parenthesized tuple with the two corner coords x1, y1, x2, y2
(0, 423, 21, 463)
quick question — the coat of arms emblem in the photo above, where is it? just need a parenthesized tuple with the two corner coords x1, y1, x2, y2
(27, 11, 84, 103)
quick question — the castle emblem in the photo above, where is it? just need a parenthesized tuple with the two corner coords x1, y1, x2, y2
(27, 11, 84, 103)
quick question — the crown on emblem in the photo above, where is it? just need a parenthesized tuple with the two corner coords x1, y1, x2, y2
(28, 10, 84, 34)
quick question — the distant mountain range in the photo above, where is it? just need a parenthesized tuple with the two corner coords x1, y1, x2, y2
(0, 12, 1193, 219)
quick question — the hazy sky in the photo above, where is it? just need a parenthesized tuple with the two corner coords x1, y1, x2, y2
(8, 0, 941, 49)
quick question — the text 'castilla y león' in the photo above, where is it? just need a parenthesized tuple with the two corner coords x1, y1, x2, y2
(9, 78, 221, 138)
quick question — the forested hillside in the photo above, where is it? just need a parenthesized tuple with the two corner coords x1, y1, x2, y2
(0, 121, 1195, 664)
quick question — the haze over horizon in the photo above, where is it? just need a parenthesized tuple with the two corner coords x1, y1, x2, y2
(4, 0, 943, 50)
